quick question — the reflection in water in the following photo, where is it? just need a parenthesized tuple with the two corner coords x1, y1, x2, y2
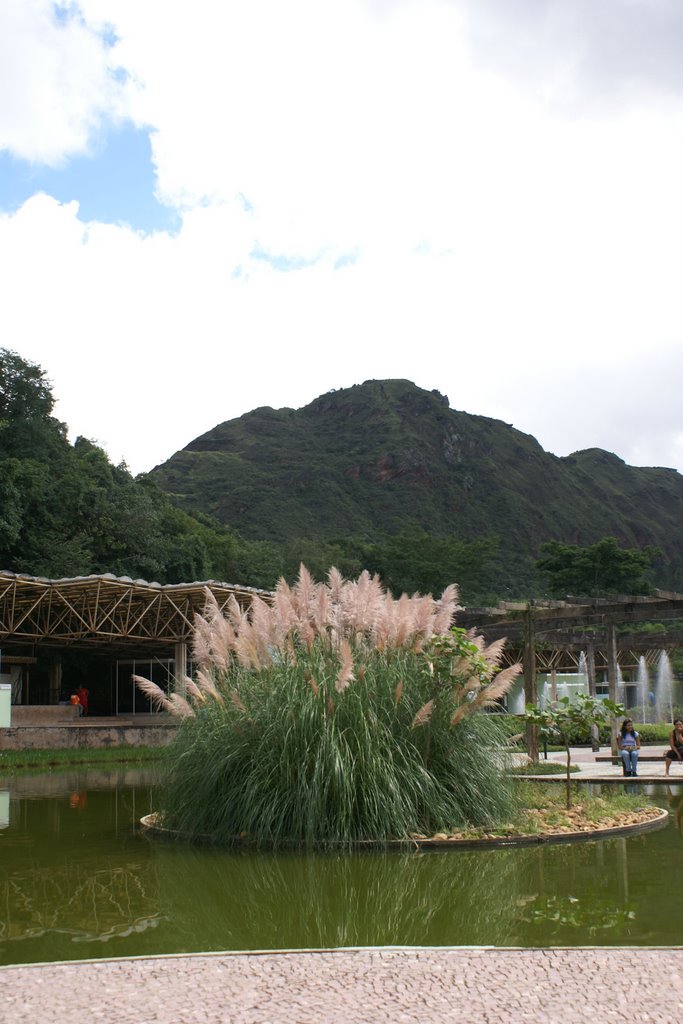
(0, 773, 161, 965)
(0, 775, 681, 965)
(518, 893, 636, 937)
(0, 767, 161, 801)
(153, 843, 528, 950)
(664, 787, 683, 834)
(1, 861, 164, 947)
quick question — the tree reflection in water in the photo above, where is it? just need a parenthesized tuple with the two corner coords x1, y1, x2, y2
(518, 894, 636, 938)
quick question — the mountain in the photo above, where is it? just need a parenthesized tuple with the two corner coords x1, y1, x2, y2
(148, 379, 683, 593)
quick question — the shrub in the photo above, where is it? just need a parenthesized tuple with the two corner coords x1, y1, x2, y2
(627, 722, 675, 744)
(524, 694, 623, 808)
(136, 566, 522, 847)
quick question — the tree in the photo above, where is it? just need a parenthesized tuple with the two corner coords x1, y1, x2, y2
(0, 351, 251, 583)
(0, 349, 54, 423)
(0, 349, 69, 466)
(524, 694, 624, 808)
(536, 537, 659, 597)
(357, 527, 501, 605)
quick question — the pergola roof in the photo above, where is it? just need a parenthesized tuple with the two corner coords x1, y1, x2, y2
(455, 590, 683, 671)
(456, 590, 683, 639)
(0, 570, 272, 651)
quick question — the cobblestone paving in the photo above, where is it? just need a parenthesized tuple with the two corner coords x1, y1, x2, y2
(3, 947, 683, 1024)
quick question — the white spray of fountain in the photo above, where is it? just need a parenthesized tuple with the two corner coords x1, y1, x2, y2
(616, 662, 626, 708)
(636, 656, 650, 724)
(655, 650, 675, 725)
(577, 651, 588, 695)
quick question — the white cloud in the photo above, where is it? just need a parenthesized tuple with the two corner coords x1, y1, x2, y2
(461, 0, 683, 107)
(0, 0, 130, 165)
(0, 0, 682, 479)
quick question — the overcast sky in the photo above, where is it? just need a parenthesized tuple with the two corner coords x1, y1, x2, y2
(1, 0, 682, 476)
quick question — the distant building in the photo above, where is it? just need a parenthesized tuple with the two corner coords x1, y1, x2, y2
(0, 571, 268, 716)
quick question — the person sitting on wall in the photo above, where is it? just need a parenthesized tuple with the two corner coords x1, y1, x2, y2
(617, 718, 641, 777)
(665, 720, 683, 777)
(69, 694, 82, 716)
(76, 685, 89, 717)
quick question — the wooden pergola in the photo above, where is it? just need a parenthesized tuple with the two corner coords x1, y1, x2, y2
(0, 570, 269, 651)
(455, 590, 683, 756)
(0, 570, 272, 711)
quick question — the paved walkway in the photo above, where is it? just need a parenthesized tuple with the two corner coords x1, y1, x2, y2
(522, 744, 683, 781)
(3, 947, 683, 1023)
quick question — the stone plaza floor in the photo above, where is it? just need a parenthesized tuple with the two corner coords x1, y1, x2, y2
(3, 947, 683, 1024)
(518, 743, 683, 782)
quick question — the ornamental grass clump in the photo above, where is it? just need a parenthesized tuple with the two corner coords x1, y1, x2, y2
(135, 566, 522, 847)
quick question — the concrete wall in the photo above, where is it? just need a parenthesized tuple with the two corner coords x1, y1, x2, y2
(10, 705, 81, 725)
(0, 724, 177, 751)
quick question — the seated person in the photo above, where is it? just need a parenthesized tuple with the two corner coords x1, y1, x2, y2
(665, 720, 683, 776)
(617, 718, 640, 776)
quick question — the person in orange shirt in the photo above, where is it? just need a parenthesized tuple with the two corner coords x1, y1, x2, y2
(76, 685, 89, 717)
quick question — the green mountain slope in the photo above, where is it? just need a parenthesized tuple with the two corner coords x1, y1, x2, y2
(149, 379, 683, 591)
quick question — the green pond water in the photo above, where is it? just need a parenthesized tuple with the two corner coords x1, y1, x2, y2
(1, 770, 682, 966)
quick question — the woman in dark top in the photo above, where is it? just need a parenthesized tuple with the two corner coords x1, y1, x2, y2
(665, 719, 683, 776)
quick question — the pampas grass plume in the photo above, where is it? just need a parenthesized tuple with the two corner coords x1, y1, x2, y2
(412, 699, 435, 728)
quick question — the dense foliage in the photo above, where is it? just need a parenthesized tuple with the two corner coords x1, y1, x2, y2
(536, 537, 659, 597)
(137, 568, 522, 846)
(0, 349, 259, 583)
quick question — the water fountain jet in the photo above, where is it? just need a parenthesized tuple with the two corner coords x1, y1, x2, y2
(655, 650, 674, 724)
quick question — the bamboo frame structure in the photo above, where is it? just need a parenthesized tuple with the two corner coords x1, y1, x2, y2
(0, 570, 270, 653)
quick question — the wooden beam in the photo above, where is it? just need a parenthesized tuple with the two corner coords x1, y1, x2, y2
(607, 621, 619, 755)
(587, 642, 600, 751)
(523, 605, 538, 762)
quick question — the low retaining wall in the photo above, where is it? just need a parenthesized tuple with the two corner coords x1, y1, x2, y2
(10, 705, 80, 726)
(0, 724, 177, 750)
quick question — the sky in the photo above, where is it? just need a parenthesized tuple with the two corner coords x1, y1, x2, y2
(0, 0, 682, 477)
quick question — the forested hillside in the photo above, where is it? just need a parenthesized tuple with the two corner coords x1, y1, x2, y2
(149, 379, 683, 599)
(2, 355, 680, 604)
(0, 350, 247, 585)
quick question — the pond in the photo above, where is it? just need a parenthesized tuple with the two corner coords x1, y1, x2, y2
(1, 770, 682, 966)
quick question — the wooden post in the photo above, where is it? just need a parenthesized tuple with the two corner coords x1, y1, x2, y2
(48, 661, 62, 706)
(174, 642, 188, 697)
(524, 605, 538, 762)
(587, 641, 600, 751)
(607, 621, 619, 755)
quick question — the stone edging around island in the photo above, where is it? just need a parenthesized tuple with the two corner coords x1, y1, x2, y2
(139, 807, 669, 851)
(510, 773, 683, 784)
